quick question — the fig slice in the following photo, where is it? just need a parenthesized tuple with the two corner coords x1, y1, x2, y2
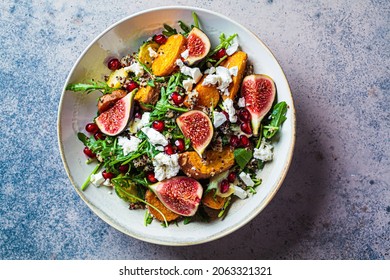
(184, 27, 211, 65)
(241, 74, 276, 136)
(149, 176, 203, 216)
(176, 110, 213, 157)
(95, 91, 134, 136)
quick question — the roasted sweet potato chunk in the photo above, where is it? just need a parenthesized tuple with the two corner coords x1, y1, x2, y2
(145, 190, 180, 222)
(151, 34, 186, 76)
(221, 51, 247, 100)
(97, 89, 127, 113)
(184, 76, 220, 109)
(202, 190, 227, 210)
(134, 85, 159, 110)
(178, 146, 235, 179)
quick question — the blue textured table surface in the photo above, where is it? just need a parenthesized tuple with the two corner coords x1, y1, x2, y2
(0, 0, 389, 260)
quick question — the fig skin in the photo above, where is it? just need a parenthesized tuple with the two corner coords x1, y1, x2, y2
(185, 27, 211, 66)
(176, 110, 213, 157)
(149, 176, 203, 216)
(241, 74, 276, 136)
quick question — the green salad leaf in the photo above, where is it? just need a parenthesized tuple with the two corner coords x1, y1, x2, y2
(263, 101, 288, 139)
(233, 148, 253, 169)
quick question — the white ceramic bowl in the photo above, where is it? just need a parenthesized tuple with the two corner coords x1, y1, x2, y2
(57, 6, 296, 246)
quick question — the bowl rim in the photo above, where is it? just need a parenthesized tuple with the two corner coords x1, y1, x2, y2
(57, 5, 296, 246)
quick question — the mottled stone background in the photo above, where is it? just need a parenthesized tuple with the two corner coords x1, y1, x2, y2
(0, 0, 388, 259)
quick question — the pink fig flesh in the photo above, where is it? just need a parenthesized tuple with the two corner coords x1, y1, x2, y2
(241, 74, 276, 136)
(149, 176, 203, 216)
(185, 27, 211, 65)
(95, 92, 134, 136)
(176, 110, 213, 157)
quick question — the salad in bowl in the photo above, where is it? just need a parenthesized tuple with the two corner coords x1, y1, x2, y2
(59, 7, 294, 244)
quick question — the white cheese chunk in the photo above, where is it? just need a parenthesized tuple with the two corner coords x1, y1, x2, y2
(90, 172, 105, 187)
(222, 98, 237, 123)
(226, 37, 239, 55)
(204, 66, 216, 75)
(118, 136, 141, 156)
(238, 97, 246, 108)
(239, 172, 255, 187)
(253, 138, 274, 161)
(182, 79, 194, 92)
(141, 127, 168, 147)
(229, 66, 238, 77)
(148, 47, 158, 58)
(181, 49, 189, 59)
(176, 59, 203, 84)
(152, 153, 180, 181)
(136, 112, 150, 130)
(124, 62, 144, 77)
(233, 186, 248, 199)
(213, 111, 227, 128)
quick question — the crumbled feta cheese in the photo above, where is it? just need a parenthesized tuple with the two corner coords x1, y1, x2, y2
(222, 98, 237, 123)
(103, 179, 111, 187)
(239, 172, 255, 187)
(204, 67, 216, 75)
(176, 59, 203, 84)
(124, 62, 144, 77)
(181, 49, 189, 59)
(175, 59, 184, 67)
(238, 97, 246, 108)
(229, 66, 238, 77)
(137, 112, 150, 130)
(213, 111, 227, 128)
(202, 66, 235, 94)
(141, 127, 168, 147)
(253, 138, 274, 161)
(152, 153, 180, 181)
(226, 37, 239, 55)
(182, 79, 194, 92)
(233, 186, 248, 199)
(90, 172, 105, 187)
(118, 136, 141, 156)
(148, 47, 158, 58)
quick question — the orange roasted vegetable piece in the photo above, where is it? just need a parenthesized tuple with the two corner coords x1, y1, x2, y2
(202, 190, 227, 210)
(221, 51, 248, 100)
(184, 76, 220, 109)
(145, 190, 180, 222)
(134, 85, 159, 111)
(151, 34, 186, 76)
(178, 146, 235, 180)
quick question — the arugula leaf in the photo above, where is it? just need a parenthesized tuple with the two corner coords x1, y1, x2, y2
(234, 148, 253, 169)
(192, 12, 199, 29)
(178, 20, 191, 34)
(66, 79, 114, 95)
(263, 101, 288, 139)
(162, 24, 178, 37)
(199, 33, 238, 68)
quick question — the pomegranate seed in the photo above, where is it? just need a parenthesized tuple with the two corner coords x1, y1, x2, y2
(146, 172, 158, 183)
(118, 164, 129, 173)
(240, 122, 252, 135)
(239, 135, 250, 147)
(228, 172, 236, 183)
(230, 135, 239, 147)
(164, 144, 175, 155)
(238, 109, 251, 122)
(134, 112, 142, 119)
(174, 139, 185, 152)
(126, 81, 139, 92)
(213, 48, 227, 60)
(107, 58, 121, 70)
(83, 147, 96, 158)
(171, 91, 184, 105)
(152, 120, 165, 132)
(153, 34, 167, 45)
(220, 179, 230, 193)
(102, 170, 115, 180)
(94, 131, 106, 140)
(85, 123, 99, 134)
